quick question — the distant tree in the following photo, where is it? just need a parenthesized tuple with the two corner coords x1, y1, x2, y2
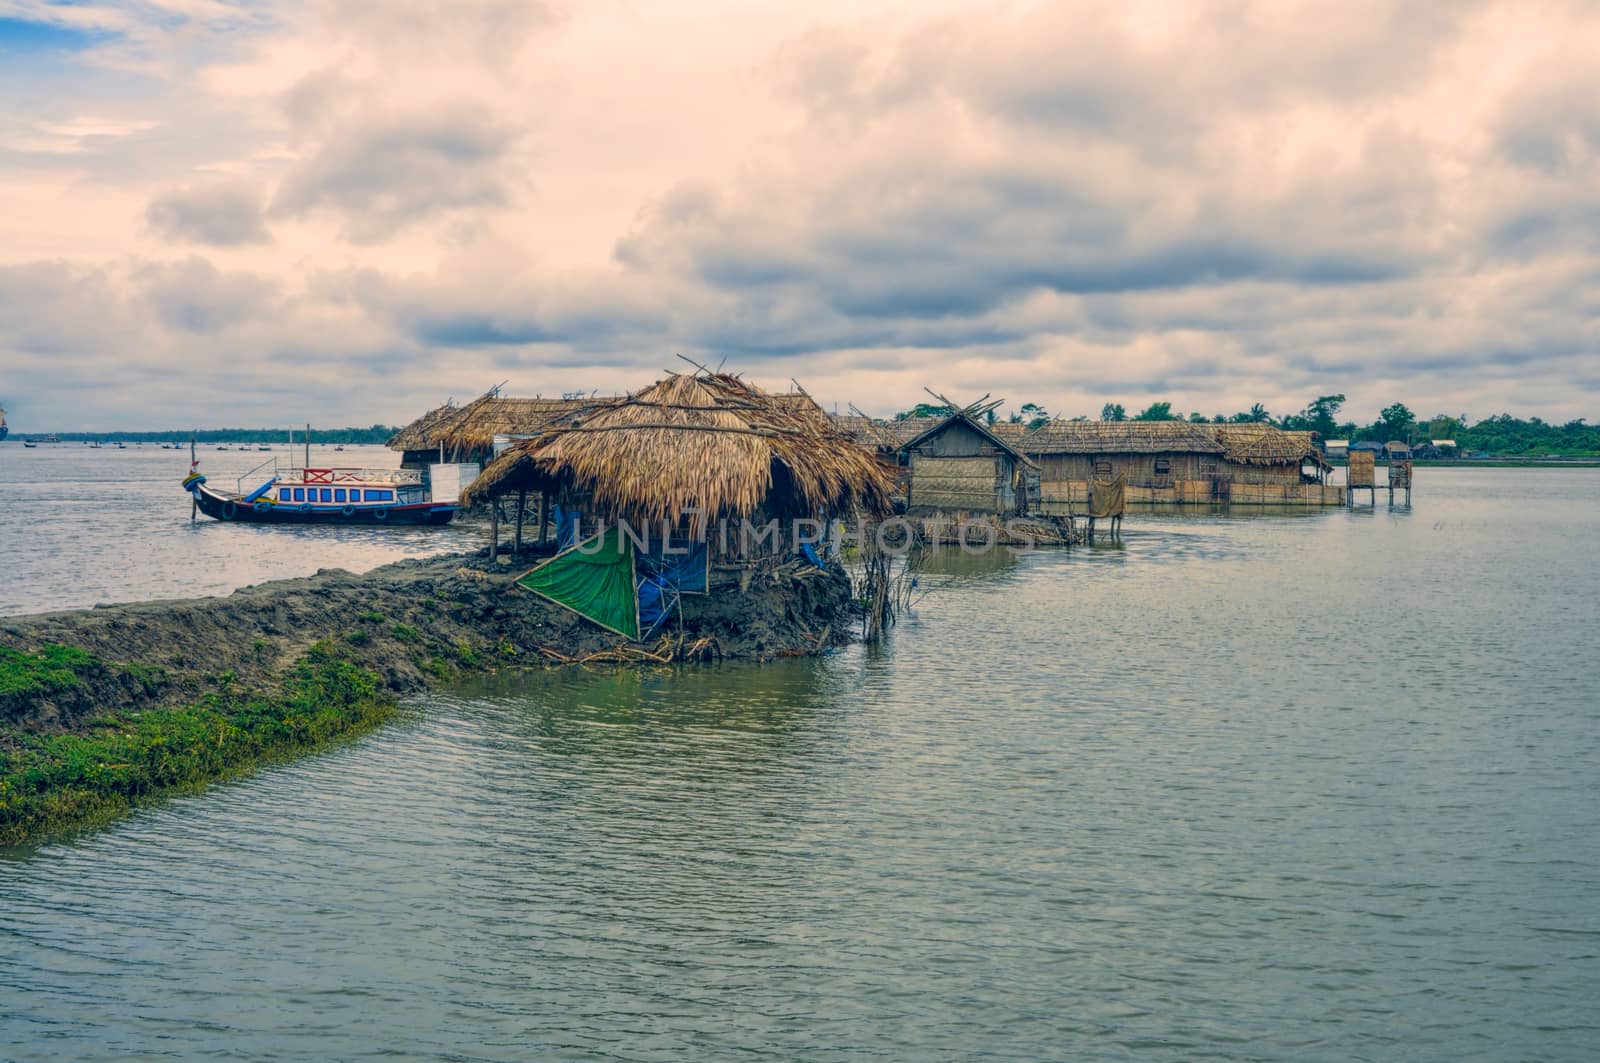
(1101, 402, 1127, 422)
(1188, 412, 1209, 423)
(1424, 413, 1465, 441)
(1377, 402, 1416, 441)
(1016, 402, 1051, 429)
(895, 403, 952, 421)
(1133, 401, 1177, 421)
(1303, 395, 1345, 438)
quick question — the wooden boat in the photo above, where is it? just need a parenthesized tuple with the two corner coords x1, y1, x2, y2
(183, 460, 458, 526)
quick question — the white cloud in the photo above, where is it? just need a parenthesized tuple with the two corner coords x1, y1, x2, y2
(1, 0, 1598, 430)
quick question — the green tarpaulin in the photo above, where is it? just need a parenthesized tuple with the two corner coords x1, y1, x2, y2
(516, 526, 639, 640)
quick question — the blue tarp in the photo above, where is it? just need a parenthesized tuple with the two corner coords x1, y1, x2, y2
(552, 505, 581, 551)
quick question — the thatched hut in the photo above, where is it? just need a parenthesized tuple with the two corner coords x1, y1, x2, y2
(464, 372, 893, 556)
(1209, 424, 1324, 486)
(1021, 420, 1227, 510)
(900, 412, 1035, 515)
(388, 389, 615, 468)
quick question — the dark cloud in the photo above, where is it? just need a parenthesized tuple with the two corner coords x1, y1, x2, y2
(272, 105, 512, 243)
(135, 259, 279, 333)
(147, 181, 271, 246)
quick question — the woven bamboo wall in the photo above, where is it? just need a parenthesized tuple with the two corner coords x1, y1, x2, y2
(1221, 461, 1305, 485)
(1348, 451, 1376, 487)
(910, 455, 1002, 512)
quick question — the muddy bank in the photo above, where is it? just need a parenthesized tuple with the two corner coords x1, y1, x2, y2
(1, 552, 853, 844)
(1, 551, 855, 734)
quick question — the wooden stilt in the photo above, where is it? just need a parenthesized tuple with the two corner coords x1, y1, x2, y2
(489, 497, 499, 560)
(537, 490, 548, 544)
(514, 488, 527, 554)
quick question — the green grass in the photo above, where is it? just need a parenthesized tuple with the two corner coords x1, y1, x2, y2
(0, 645, 96, 697)
(0, 641, 394, 847)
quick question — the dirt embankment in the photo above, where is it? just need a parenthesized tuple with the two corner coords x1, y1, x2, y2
(0, 552, 855, 734)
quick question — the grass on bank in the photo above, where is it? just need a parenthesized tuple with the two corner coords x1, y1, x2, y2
(0, 645, 96, 697)
(0, 641, 394, 847)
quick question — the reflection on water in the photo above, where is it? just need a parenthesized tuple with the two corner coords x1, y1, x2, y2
(2, 467, 1599, 1061)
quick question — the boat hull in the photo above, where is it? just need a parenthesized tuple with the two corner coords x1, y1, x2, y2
(192, 483, 456, 526)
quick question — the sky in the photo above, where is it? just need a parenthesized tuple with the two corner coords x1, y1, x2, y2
(1, 0, 1597, 431)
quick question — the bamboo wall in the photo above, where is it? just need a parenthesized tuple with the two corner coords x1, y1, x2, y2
(1348, 451, 1376, 487)
(1219, 461, 1307, 485)
(1035, 479, 1344, 509)
(909, 455, 1009, 513)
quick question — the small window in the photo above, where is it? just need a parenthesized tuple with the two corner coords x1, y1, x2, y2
(293, 488, 305, 501)
(334, 489, 346, 502)
(278, 488, 291, 501)
(382, 490, 394, 502)
(1093, 460, 1113, 476)
(1154, 458, 1171, 474)
(363, 490, 379, 501)
(320, 489, 333, 502)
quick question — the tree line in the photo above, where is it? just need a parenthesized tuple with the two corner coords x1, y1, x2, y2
(893, 396, 1600, 457)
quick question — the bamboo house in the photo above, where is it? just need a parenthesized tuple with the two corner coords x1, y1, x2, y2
(464, 371, 894, 554)
(900, 409, 1036, 515)
(1020, 420, 1344, 507)
(460, 371, 894, 641)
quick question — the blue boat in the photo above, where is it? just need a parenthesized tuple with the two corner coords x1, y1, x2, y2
(183, 459, 458, 526)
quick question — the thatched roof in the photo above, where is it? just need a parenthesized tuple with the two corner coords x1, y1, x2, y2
(829, 413, 907, 453)
(988, 422, 1028, 446)
(388, 391, 617, 459)
(463, 372, 894, 525)
(1022, 420, 1226, 455)
(1209, 424, 1316, 465)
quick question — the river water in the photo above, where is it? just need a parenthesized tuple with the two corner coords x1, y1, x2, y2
(2, 450, 1598, 1061)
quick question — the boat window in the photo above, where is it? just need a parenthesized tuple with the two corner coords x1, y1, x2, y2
(320, 489, 333, 502)
(334, 489, 346, 502)
(293, 488, 305, 502)
(278, 489, 291, 501)
(382, 490, 394, 502)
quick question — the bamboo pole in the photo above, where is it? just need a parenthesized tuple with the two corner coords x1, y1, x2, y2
(489, 497, 499, 559)
(537, 490, 548, 545)
(514, 488, 527, 554)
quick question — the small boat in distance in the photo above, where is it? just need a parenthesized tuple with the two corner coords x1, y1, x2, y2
(183, 457, 458, 526)
(0, 406, 7, 441)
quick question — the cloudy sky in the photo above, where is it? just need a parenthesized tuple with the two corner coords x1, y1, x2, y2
(1, 0, 1597, 430)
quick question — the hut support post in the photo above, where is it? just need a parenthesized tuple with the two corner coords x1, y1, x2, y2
(514, 488, 527, 554)
(537, 490, 548, 545)
(489, 496, 499, 559)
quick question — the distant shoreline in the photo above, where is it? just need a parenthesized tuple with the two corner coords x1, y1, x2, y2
(1325, 457, 1600, 468)
(1, 428, 398, 445)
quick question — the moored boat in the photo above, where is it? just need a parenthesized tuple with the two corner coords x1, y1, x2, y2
(183, 460, 459, 525)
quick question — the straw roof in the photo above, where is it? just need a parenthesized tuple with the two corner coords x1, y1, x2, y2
(829, 413, 907, 453)
(1022, 420, 1226, 455)
(1209, 424, 1316, 465)
(463, 372, 894, 524)
(988, 422, 1029, 446)
(388, 391, 617, 458)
